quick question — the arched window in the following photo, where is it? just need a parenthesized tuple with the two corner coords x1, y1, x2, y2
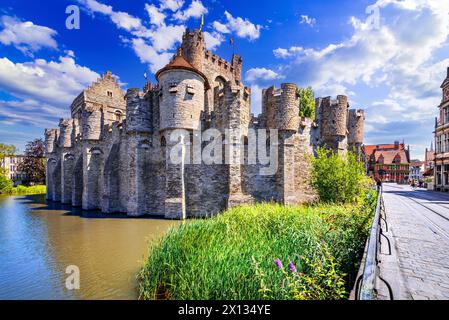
(214, 76, 226, 113)
(114, 110, 123, 122)
(161, 136, 166, 147)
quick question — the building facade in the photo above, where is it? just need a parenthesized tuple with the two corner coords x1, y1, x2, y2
(409, 160, 424, 183)
(365, 142, 411, 184)
(435, 68, 449, 191)
(44, 29, 365, 219)
(0, 155, 26, 186)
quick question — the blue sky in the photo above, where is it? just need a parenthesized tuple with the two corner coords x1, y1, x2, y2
(0, 0, 448, 159)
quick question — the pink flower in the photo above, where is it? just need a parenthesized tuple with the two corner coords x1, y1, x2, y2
(274, 258, 283, 270)
(288, 261, 297, 273)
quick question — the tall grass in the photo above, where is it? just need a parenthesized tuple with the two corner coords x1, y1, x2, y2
(139, 195, 376, 300)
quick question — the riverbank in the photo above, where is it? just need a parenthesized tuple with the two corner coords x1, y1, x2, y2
(0, 194, 178, 299)
(139, 193, 377, 300)
(0, 185, 46, 195)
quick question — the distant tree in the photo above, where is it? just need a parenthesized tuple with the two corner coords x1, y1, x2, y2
(0, 143, 15, 193)
(0, 143, 16, 159)
(298, 87, 315, 119)
(18, 139, 46, 185)
(0, 168, 12, 193)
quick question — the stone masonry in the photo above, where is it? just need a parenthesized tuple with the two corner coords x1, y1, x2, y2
(44, 29, 365, 219)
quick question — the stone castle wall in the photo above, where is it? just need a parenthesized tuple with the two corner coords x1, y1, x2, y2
(44, 29, 365, 219)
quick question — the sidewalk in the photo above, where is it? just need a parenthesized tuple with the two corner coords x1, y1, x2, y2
(377, 184, 449, 300)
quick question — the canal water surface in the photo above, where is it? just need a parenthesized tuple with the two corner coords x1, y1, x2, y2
(0, 195, 178, 300)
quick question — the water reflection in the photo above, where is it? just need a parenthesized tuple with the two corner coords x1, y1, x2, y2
(0, 195, 178, 300)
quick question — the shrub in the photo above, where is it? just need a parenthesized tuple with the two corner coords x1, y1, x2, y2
(139, 201, 374, 300)
(311, 147, 371, 204)
(1, 184, 46, 195)
(298, 87, 315, 119)
(0, 170, 12, 194)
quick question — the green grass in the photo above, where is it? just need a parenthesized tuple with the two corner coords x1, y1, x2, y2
(139, 193, 376, 300)
(1, 185, 46, 195)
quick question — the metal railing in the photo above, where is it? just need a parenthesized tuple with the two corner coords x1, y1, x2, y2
(354, 186, 393, 300)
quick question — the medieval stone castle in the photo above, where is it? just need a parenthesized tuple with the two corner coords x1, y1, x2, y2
(44, 29, 365, 219)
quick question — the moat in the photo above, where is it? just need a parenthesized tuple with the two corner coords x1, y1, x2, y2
(0, 195, 178, 300)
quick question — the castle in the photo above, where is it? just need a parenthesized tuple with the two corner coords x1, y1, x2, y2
(44, 29, 365, 219)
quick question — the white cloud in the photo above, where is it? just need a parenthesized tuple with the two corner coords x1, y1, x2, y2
(0, 55, 99, 107)
(213, 21, 230, 34)
(268, 0, 449, 157)
(203, 31, 224, 51)
(83, 0, 112, 14)
(160, 0, 185, 12)
(145, 4, 166, 27)
(0, 53, 101, 128)
(141, 25, 185, 52)
(79, 0, 185, 74)
(245, 68, 283, 82)
(213, 11, 261, 41)
(276, 0, 449, 94)
(273, 46, 303, 58)
(0, 15, 58, 55)
(131, 38, 173, 73)
(173, 0, 208, 22)
(300, 15, 316, 27)
(80, 0, 143, 32)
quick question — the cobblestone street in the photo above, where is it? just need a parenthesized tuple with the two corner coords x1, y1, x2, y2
(380, 184, 449, 300)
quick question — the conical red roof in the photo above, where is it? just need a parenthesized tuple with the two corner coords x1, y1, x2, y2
(155, 50, 210, 89)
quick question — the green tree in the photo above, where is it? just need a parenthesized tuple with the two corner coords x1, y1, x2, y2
(0, 168, 12, 193)
(0, 143, 16, 159)
(17, 139, 46, 185)
(311, 147, 370, 204)
(298, 87, 315, 119)
(0, 143, 15, 193)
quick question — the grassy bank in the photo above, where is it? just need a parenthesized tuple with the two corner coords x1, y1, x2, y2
(139, 193, 376, 300)
(1, 185, 46, 195)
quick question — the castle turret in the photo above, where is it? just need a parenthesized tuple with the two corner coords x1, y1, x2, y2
(348, 109, 365, 154)
(279, 83, 300, 132)
(125, 88, 152, 133)
(156, 49, 208, 131)
(232, 54, 243, 82)
(181, 29, 205, 72)
(156, 49, 209, 219)
(44, 129, 58, 155)
(59, 118, 73, 148)
(265, 83, 300, 132)
(318, 95, 349, 153)
(82, 104, 102, 140)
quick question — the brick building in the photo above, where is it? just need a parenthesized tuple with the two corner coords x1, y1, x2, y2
(434, 67, 449, 191)
(364, 141, 411, 184)
(0, 155, 26, 186)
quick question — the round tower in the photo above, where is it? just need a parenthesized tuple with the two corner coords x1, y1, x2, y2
(278, 83, 300, 132)
(59, 118, 73, 148)
(348, 109, 365, 145)
(181, 29, 205, 72)
(156, 50, 208, 131)
(44, 129, 58, 154)
(82, 104, 102, 140)
(334, 95, 349, 136)
(322, 95, 348, 138)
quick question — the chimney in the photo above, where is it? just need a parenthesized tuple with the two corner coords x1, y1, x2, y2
(394, 140, 400, 149)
